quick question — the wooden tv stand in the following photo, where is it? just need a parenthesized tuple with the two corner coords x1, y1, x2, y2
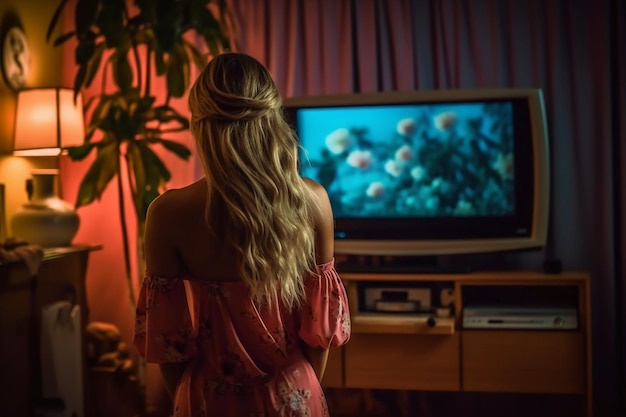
(322, 269, 592, 417)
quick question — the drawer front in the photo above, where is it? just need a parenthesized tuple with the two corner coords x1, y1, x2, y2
(345, 333, 460, 391)
(462, 331, 586, 394)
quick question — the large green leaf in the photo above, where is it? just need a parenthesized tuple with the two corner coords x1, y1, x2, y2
(83, 95, 98, 111)
(97, 0, 127, 48)
(112, 50, 133, 92)
(75, 34, 96, 66)
(153, 0, 182, 53)
(154, 43, 167, 76)
(141, 188, 161, 221)
(84, 124, 98, 143)
(154, 138, 192, 159)
(75, 0, 100, 40)
(75, 139, 118, 207)
(89, 95, 123, 134)
(84, 43, 106, 88)
(126, 142, 147, 219)
(53, 31, 76, 47)
(114, 110, 136, 142)
(205, 37, 220, 60)
(46, 0, 69, 42)
(90, 95, 113, 126)
(135, 96, 156, 114)
(166, 46, 188, 98)
(216, 0, 233, 51)
(73, 64, 88, 100)
(138, 142, 171, 184)
(67, 143, 96, 161)
(151, 105, 189, 125)
(138, 142, 170, 221)
(127, 14, 148, 31)
(184, 40, 208, 71)
(191, 4, 228, 57)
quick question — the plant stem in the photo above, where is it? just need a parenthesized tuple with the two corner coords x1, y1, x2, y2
(124, 152, 146, 295)
(136, 220, 146, 297)
(123, 2, 143, 93)
(117, 151, 137, 309)
(144, 46, 151, 98)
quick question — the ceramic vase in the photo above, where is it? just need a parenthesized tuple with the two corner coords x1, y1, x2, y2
(10, 169, 79, 247)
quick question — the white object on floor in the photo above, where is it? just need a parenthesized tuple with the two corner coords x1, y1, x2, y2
(40, 300, 83, 417)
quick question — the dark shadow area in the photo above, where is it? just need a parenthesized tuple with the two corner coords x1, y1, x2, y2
(325, 389, 585, 417)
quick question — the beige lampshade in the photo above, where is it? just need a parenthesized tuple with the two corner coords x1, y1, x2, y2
(13, 87, 85, 156)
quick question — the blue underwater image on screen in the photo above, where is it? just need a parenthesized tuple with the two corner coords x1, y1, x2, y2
(297, 102, 515, 218)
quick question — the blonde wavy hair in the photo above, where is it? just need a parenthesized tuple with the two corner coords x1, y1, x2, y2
(188, 52, 317, 309)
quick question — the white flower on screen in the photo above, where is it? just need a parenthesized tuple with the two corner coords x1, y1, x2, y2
(454, 199, 475, 215)
(325, 128, 351, 154)
(394, 145, 413, 162)
(493, 152, 514, 180)
(384, 160, 402, 177)
(346, 150, 373, 169)
(366, 181, 385, 198)
(425, 196, 440, 211)
(434, 111, 458, 131)
(397, 118, 416, 135)
(410, 166, 426, 181)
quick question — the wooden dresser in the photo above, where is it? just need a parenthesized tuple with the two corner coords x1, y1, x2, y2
(0, 245, 99, 417)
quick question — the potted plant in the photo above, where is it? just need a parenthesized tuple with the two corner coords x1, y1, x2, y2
(47, 0, 234, 307)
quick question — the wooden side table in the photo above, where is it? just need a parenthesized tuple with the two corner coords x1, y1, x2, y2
(0, 245, 100, 417)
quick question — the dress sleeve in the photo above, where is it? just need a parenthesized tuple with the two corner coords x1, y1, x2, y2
(133, 274, 197, 363)
(298, 259, 351, 349)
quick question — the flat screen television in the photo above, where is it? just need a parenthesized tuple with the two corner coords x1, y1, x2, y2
(283, 88, 550, 258)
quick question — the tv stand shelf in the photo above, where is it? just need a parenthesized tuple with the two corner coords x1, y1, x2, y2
(336, 262, 473, 275)
(322, 269, 592, 417)
(352, 314, 455, 335)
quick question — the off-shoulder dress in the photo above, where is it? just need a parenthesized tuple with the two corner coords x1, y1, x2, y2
(133, 259, 351, 417)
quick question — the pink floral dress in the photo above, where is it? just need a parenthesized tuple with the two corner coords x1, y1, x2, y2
(133, 259, 351, 417)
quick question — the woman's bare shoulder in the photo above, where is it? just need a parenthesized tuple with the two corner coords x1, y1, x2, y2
(147, 180, 206, 220)
(301, 178, 334, 262)
(302, 177, 326, 198)
(302, 178, 332, 217)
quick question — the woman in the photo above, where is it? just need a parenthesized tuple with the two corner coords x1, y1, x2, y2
(133, 52, 351, 417)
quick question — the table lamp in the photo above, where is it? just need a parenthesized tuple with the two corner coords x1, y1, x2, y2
(10, 87, 84, 247)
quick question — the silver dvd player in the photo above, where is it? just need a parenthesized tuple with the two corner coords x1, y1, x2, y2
(462, 306, 578, 330)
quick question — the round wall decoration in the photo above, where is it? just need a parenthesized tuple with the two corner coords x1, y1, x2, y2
(1, 26, 31, 91)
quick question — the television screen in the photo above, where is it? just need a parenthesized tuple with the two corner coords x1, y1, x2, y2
(284, 89, 549, 257)
(298, 101, 516, 219)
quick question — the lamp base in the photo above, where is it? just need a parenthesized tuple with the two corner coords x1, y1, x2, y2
(10, 169, 79, 248)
